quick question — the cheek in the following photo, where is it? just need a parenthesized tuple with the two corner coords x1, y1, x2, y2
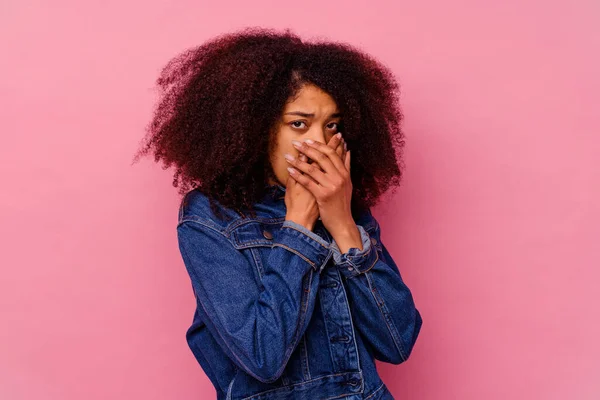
(270, 124, 309, 167)
(268, 138, 290, 171)
(272, 131, 297, 157)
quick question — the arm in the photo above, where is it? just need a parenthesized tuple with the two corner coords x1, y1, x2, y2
(329, 209, 423, 364)
(177, 218, 331, 383)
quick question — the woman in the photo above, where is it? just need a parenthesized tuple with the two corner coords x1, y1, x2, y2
(134, 27, 423, 400)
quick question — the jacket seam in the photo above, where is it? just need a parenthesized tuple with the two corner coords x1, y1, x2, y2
(348, 246, 379, 276)
(178, 196, 185, 224)
(225, 368, 238, 400)
(364, 270, 407, 362)
(265, 265, 315, 384)
(364, 382, 385, 400)
(239, 371, 360, 400)
(334, 225, 379, 279)
(319, 286, 336, 368)
(271, 243, 317, 270)
(178, 243, 269, 383)
(178, 217, 225, 236)
(281, 224, 329, 249)
(302, 334, 311, 380)
(227, 216, 286, 233)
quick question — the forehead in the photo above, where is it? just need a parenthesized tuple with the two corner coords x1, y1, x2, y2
(284, 84, 339, 112)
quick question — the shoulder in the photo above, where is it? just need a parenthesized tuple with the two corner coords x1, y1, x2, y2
(177, 188, 243, 234)
(176, 189, 288, 251)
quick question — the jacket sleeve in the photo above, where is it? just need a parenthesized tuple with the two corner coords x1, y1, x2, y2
(177, 218, 332, 383)
(329, 209, 423, 364)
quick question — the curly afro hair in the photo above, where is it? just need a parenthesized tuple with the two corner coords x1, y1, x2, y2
(133, 26, 405, 219)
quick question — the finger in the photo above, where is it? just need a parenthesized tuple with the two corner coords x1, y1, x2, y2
(284, 153, 320, 184)
(286, 167, 295, 189)
(325, 133, 346, 166)
(325, 133, 344, 166)
(327, 132, 343, 150)
(286, 166, 322, 196)
(345, 149, 351, 173)
(335, 137, 344, 161)
(299, 152, 316, 170)
(293, 139, 344, 177)
(285, 152, 330, 187)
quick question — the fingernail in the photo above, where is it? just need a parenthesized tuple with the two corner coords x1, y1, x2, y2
(344, 142, 347, 151)
(305, 139, 314, 144)
(336, 132, 342, 139)
(284, 153, 295, 161)
(287, 167, 296, 174)
(291, 140, 301, 147)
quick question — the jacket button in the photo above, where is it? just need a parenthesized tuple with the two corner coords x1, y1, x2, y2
(263, 230, 273, 240)
(371, 237, 377, 246)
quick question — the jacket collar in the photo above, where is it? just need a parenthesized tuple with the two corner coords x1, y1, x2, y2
(264, 182, 286, 201)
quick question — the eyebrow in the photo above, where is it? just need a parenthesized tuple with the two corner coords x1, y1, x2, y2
(284, 111, 342, 118)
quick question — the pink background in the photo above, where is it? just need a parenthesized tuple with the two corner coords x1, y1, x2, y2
(1, 1, 598, 399)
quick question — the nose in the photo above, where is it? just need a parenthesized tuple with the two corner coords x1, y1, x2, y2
(303, 129, 327, 165)
(306, 127, 327, 146)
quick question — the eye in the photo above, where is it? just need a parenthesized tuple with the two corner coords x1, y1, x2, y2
(290, 121, 307, 129)
(327, 122, 340, 130)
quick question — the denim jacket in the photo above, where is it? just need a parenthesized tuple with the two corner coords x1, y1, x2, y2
(177, 184, 423, 400)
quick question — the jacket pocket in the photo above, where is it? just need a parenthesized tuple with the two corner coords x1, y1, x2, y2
(230, 220, 283, 283)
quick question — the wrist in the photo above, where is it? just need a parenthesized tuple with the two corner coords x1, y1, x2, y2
(285, 214, 315, 232)
(331, 222, 363, 254)
(329, 217, 359, 237)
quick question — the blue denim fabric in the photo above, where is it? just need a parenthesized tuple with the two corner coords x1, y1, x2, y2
(177, 183, 423, 399)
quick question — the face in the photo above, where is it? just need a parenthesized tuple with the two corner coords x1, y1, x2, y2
(268, 83, 342, 187)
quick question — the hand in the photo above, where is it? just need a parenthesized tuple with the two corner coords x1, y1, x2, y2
(285, 132, 354, 237)
(284, 134, 346, 231)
